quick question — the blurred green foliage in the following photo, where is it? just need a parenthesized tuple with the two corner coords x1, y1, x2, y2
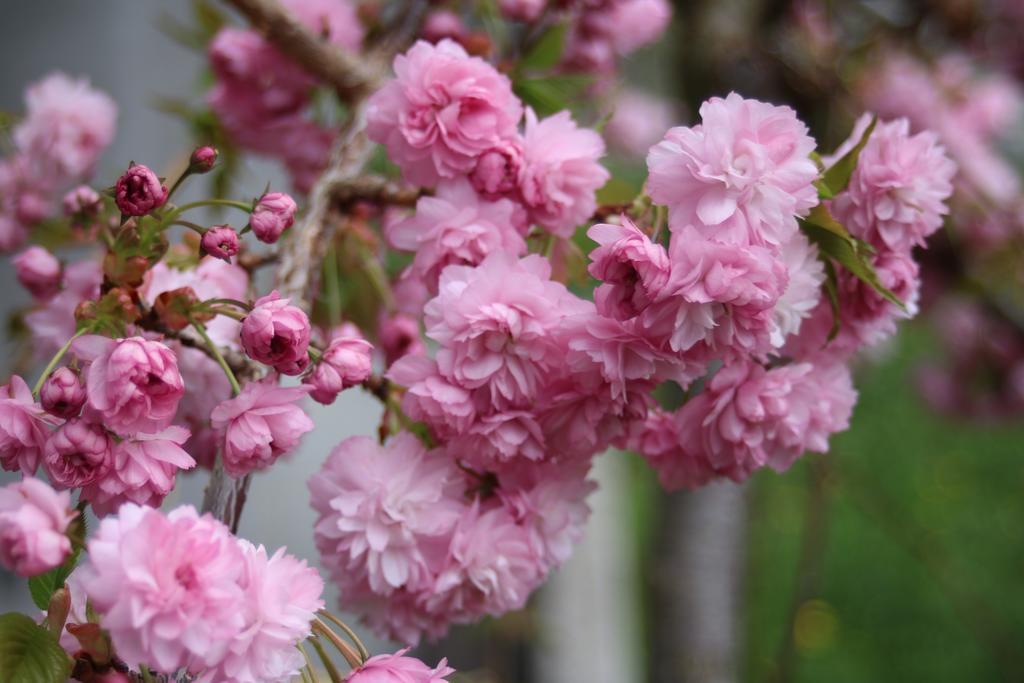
(745, 324, 1024, 682)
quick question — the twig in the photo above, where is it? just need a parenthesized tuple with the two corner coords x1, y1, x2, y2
(328, 175, 423, 211)
(220, 0, 382, 102)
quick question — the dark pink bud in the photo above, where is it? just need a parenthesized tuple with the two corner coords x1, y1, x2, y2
(189, 146, 219, 173)
(43, 419, 113, 489)
(422, 10, 465, 42)
(14, 246, 61, 300)
(250, 192, 297, 244)
(201, 225, 240, 261)
(378, 313, 426, 366)
(62, 185, 102, 217)
(304, 335, 374, 404)
(114, 164, 168, 217)
(40, 368, 86, 419)
(240, 291, 312, 373)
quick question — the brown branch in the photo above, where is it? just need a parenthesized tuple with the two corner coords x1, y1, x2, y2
(220, 0, 382, 101)
(329, 175, 423, 211)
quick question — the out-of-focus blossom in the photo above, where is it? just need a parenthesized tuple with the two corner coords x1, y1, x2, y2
(0, 477, 75, 577)
(14, 246, 61, 300)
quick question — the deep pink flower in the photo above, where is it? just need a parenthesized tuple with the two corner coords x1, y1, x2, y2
(13, 72, 117, 181)
(387, 180, 527, 291)
(250, 192, 297, 244)
(0, 375, 53, 475)
(14, 246, 61, 300)
(518, 109, 609, 237)
(189, 145, 219, 173)
(829, 115, 956, 251)
(587, 218, 671, 320)
(240, 291, 311, 373)
(40, 367, 86, 419)
(345, 648, 454, 682)
(211, 381, 314, 477)
(77, 335, 185, 434)
(647, 92, 819, 246)
(0, 477, 75, 577)
(379, 312, 427, 366)
(367, 39, 523, 186)
(114, 164, 168, 216)
(201, 225, 240, 261)
(304, 335, 374, 405)
(309, 433, 463, 596)
(81, 427, 196, 517)
(42, 418, 114, 489)
(207, 542, 324, 683)
(79, 504, 246, 675)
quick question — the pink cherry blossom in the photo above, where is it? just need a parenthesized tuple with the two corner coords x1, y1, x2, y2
(201, 225, 240, 261)
(0, 477, 75, 577)
(345, 648, 454, 682)
(829, 115, 956, 251)
(78, 335, 185, 435)
(42, 418, 114, 489)
(309, 433, 463, 596)
(63, 185, 102, 216)
(386, 355, 477, 439)
(40, 367, 86, 419)
(240, 291, 312, 374)
(771, 231, 825, 346)
(422, 10, 466, 43)
(0, 375, 52, 475)
(79, 504, 247, 675)
(378, 312, 427, 366)
(250, 192, 298, 244)
(81, 427, 196, 517)
(647, 92, 819, 246)
(280, 0, 364, 52)
(207, 541, 324, 683)
(587, 218, 671, 320)
(210, 381, 314, 477)
(14, 245, 61, 300)
(450, 409, 548, 468)
(304, 334, 374, 405)
(604, 90, 678, 158)
(468, 137, 524, 199)
(387, 179, 527, 290)
(499, 0, 546, 22)
(13, 72, 116, 181)
(518, 109, 609, 236)
(114, 164, 168, 217)
(367, 39, 523, 186)
(25, 259, 101, 358)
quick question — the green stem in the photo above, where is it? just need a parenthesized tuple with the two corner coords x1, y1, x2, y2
(317, 610, 370, 662)
(139, 665, 156, 683)
(191, 318, 241, 395)
(165, 169, 192, 202)
(310, 635, 346, 683)
(297, 644, 323, 683)
(203, 297, 252, 312)
(171, 220, 207, 235)
(359, 249, 395, 312)
(33, 329, 86, 397)
(159, 199, 253, 230)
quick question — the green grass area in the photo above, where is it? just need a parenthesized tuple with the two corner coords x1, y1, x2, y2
(745, 324, 1024, 682)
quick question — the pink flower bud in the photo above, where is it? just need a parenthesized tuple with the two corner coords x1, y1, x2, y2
(201, 225, 240, 261)
(62, 185, 102, 216)
(40, 367, 86, 419)
(14, 246, 62, 300)
(16, 193, 50, 225)
(304, 335, 374, 404)
(469, 138, 524, 198)
(114, 164, 168, 217)
(240, 291, 311, 374)
(43, 419, 113, 489)
(250, 192, 297, 244)
(378, 312, 426, 366)
(422, 10, 465, 43)
(0, 477, 76, 577)
(189, 145, 219, 173)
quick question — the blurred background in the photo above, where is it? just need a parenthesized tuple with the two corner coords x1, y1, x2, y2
(3, 1, 1024, 682)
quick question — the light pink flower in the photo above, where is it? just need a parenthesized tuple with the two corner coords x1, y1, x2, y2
(451, 410, 548, 468)
(388, 180, 527, 291)
(63, 185, 102, 216)
(309, 433, 463, 596)
(78, 335, 185, 435)
(378, 312, 427, 366)
(587, 218, 671, 320)
(836, 249, 920, 348)
(0, 477, 75, 577)
(604, 90, 678, 158)
(588, 0, 673, 55)
(468, 137, 525, 199)
(628, 409, 713, 490)
(518, 109, 609, 236)
(281, 0, 364, 52)
(240, 291, 312, 374)
(304, 334, 374, 405)
(829, 115, 956, 251)
(367, 39, 523, 186)
(211, 381, 314, 477)
(386, 355, 477, 439)
(79, 504, 246, 675)
(25, 260, 101, 358)
(42, 418, 114, 489)
(345, 648, 454, 682)
(208, 542, 324, 683)
(250, 192, 297, 244)
(114, 164, 168, 217)
(647, 92, 819, 246)
(771, 232, 824, 346)
(13, 72, 117, 181)
(0, 375, 52, 475)
(40, 367, 86, 419)
(14, 246, 61, 300)
(81, 427, 196, 517)
(425, 252, 586, 407)
(640, 226, 787, 357)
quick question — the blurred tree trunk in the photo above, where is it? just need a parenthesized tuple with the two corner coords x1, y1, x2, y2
(649, 483, 748, 683)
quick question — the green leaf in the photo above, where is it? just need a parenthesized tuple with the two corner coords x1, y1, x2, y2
(803, 204, 854, 243)
(514, 75, 591, 117)
(0, 612, 72, 683)
(820, 116, 877, 197)
(520, 23, 568, 72)
(800, 219, 905, 310)
(28, 547, 80, 612)
(821, 259, 841, 341)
